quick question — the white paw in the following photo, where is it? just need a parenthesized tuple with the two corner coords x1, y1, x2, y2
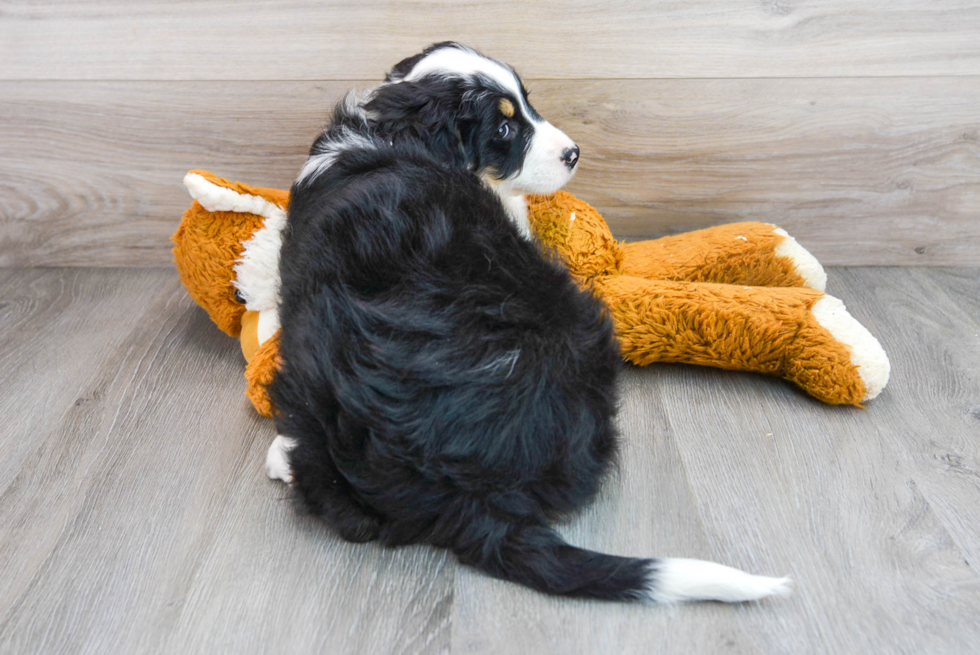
(265, 435, 296, 484)
(647, 558, 793, 603)
(773, 227, 827, 291)
(811, 295, 891, 401)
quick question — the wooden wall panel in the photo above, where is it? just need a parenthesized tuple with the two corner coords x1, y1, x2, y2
(1, 1, 979, 80)
(549, 77, 980, 264)
(1, 78, 977, 267)
(0, 81, 325, 267)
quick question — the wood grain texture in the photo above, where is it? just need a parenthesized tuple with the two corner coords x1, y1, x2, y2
(0, 271, 452, 655)
(2, 77, 977, 267)
(0, 275, 255, 654)
(0, 269, 173, 493)
(0, 80, 324, 267)
(834, 268, 980, 568)
(1, 266, 979, 653)
(2, 1, 979, 80)
(546, 77, 980, 262)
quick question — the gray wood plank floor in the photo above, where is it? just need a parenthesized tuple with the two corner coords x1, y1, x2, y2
(0, 267, 978, 654)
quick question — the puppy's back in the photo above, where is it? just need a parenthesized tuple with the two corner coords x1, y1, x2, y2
(276, 144, 620, 492)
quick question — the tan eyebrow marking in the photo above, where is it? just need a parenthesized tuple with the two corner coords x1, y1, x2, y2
(499, 98, 515, 118)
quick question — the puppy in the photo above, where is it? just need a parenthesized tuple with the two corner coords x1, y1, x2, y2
(269, 42, 790, 603)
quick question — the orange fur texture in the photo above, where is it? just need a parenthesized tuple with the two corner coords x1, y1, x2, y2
(174, 173, 868, 411)
(245, 333, 280, 418)
(172, 171, 288, 336)
(527, 192, 866, 405)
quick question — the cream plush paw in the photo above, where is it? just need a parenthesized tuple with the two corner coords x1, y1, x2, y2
(782, 292, 890, 404)
(810, 296, 890, 401)
(773, 227, 827, 292)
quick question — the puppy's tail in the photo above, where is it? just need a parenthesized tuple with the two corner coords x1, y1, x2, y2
(450, 514, 792, 603)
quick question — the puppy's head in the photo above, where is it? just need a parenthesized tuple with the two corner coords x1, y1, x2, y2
(365, 42, 579, 196)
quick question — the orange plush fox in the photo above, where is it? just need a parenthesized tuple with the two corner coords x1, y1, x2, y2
(174, 170, 889, 417)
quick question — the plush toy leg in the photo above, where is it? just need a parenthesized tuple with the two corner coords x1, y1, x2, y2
(525, 192, 825, 291)
(244, 330, 280, 418)
(591, 276, 889, 404)
(618, 222, 827, 291)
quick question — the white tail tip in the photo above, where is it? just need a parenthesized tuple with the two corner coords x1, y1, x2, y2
(646, 558, 793, 603)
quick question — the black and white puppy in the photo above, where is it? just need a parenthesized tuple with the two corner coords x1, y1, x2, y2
(268, 42, 790, 603)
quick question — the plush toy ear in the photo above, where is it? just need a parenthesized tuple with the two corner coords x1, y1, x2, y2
(364, 78, 474, 169)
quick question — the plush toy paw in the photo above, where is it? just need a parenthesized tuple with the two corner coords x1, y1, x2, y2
(803, 296, 890, 402)
(772, 227, 827, 291)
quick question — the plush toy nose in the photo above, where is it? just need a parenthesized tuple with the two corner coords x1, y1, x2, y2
(561, 145, 580, 170)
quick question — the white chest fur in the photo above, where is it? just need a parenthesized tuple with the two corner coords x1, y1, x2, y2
(497, 190, 532, 240)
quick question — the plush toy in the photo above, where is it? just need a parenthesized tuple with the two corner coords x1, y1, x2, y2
(174, 170, 889, 417)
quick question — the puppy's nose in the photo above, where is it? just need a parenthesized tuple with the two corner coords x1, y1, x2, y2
(561, 145, 580, 170)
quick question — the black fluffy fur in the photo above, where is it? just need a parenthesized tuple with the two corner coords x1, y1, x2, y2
(272, 44, 654, 601)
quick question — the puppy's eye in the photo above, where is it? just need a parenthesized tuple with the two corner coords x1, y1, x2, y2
(496, 122, 513, 140)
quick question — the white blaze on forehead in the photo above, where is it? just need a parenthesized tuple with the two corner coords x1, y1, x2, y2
(399, 46, 538, 122)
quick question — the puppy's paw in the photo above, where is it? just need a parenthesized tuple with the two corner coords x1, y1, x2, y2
(265, 434, 296, 484)
(335, 510, 382, 543)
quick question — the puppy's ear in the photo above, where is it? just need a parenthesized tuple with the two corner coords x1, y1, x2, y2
(384, 42, 461, 83)
(365, 79, 475, 169)
(385, 52, 429, 83)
